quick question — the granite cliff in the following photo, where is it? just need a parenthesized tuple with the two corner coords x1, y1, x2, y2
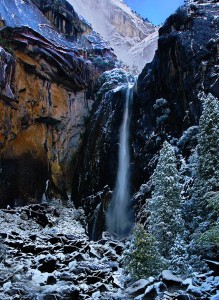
(72, 0, 219, 236)
(69, 0, 158, 71)
(132, 0, 219, 190)
(0, 0, 116, 207)
(0, 0, 218, 299)
(0, 0, 218, 235)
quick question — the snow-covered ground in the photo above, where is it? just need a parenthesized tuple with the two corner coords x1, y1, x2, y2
(0, 201, 218, 299)
(0, 201, 129, 299)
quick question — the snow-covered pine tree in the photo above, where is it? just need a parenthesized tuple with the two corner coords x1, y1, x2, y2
(148, 141, 184, 258)
(190, 93, 219, 224)
(123, 224, 163, 280)
(189, 93, 219, 260)
(196, 93, 219, 196)
(170, 234, 190, 276)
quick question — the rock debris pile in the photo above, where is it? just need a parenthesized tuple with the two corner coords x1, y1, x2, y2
(0, 203, 126, 300)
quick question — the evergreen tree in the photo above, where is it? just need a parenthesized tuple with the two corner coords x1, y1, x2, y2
(148, 141, 184, 258)
(189, 93, 219, 261)
(190, 93, 219, 224)
(196, 93, 219, 196)
(170, 234, 190, 276)
(197, 191, 219, 258)
(123, 224, 163, 280)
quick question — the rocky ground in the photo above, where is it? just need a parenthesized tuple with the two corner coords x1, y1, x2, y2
(0, 202, 218, 300)
(0, 201, 126, 300)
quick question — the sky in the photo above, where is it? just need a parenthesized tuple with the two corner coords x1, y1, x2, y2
(124, 0, 184, 25)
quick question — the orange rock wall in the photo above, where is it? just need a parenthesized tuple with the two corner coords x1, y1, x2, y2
(0, 49, 94, 206)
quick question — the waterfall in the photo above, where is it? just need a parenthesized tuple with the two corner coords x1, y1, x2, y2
(41, 179, 49, 204)
(106, 83, 133, 237)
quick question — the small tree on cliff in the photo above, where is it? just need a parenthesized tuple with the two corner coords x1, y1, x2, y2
(123, 224, 163, 280)
(148, 141, 184, 258)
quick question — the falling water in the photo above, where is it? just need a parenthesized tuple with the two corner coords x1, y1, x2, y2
(106, 83, 133, 237)
(41, 179, 49, 204)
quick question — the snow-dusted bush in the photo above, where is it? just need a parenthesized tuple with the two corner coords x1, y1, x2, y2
(198, 224, 219, 256)
(123, 224, 163, 280)
(153, 98, 168, 110)
(177, 126, 199, 149)
(153, 98, 170, 127)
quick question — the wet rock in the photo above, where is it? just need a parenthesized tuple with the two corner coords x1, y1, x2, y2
(93, 282, 109, 292)
(19, 205, 50, 227)
(205, 260, 219, 275)
(49, 237, 63, 245)
(87, 275, 102, 284)
(72, 253, 86, 262)
(0, 233, 7, 239)
(21, 243, 38, 254)
(63, 245, 79, 254)
(46, 275, 57, 285)
(38, 256, 57, 273)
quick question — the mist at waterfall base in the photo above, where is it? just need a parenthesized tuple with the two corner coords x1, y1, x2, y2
(106, 84, 134, 238)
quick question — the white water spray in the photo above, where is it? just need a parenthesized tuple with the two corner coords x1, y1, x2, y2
(41, 179, 49, 204)
(106, 84, 133, 237)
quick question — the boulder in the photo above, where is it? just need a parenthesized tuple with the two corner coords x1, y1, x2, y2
(162, 270, 183, 285)
(126, 279, 150, 296)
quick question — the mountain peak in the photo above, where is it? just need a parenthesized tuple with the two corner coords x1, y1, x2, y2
(69, 0, 159, 71)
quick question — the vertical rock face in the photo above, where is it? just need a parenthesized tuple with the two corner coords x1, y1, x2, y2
(72, 69, 134, 207)
(69, 0, 158, 71)
(132, 0, 219, 191)
(72, 69, 135, 238)
(71, 1, 219, 221)
(0, 0, 116, 207)
(31, 0, 92, 38)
